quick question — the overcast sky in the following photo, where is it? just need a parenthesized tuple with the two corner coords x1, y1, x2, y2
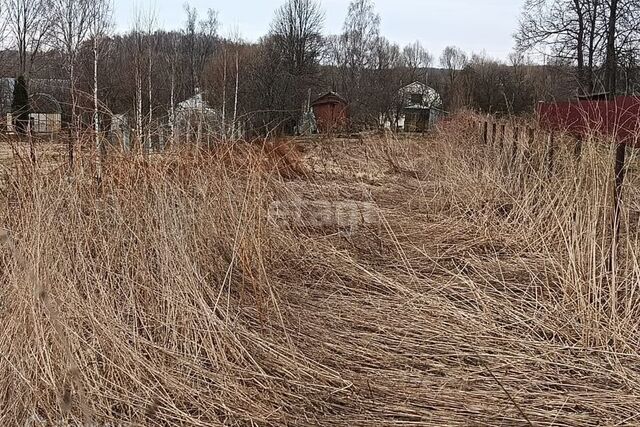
(114, 0, 525, 61)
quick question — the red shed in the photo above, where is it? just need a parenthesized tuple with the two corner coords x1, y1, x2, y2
(311, 91, 349, 133)
(537, 96, 640, 146)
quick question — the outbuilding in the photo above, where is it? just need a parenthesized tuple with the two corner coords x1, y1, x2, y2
(311, 91, 349, 133)
(383, 82, 444, 132)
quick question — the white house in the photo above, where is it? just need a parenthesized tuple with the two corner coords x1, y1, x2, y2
(383, 81, 444, 132)
(176, 92, 218, 126)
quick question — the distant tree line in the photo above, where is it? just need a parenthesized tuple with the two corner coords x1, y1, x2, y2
(0, 0, 638, 139)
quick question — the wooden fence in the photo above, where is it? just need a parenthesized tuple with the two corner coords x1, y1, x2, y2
(474, 111, 638, 269)
(474, 116, 564, 179)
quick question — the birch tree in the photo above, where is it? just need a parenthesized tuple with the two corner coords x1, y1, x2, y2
(342, 0, 380, 76)
(227, 29, 243, 139)
(168, 31, 179, 143)
(221, 47, 227, 139)
(131, 10, 144, 152)
(89, 0, 111, 182)
(232, 47, 239, 138)
(339, 0, 380, 122)
(145, 11, 157, 154)
(50, 0, 93, 168)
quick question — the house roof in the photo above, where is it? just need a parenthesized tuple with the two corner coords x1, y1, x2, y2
(30, 93, 62, 114)
(0, 77, 68, 114)
(399, 81, 443, 109)
(177, 92, 211, 110)
(311, 91, 347, 106)
(400, 81, 439, 94)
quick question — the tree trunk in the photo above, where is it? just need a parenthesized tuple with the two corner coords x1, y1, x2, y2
(68, 60, 76, 170)
(606, 0, 624, 275)
(233, 49, 239, 139)
(147, 37, 153, 155)
(136, 56, 143, 155)
(94, 37, 102, 184)
(170, 53, 176, 144)
(573, 0, 586, 93)
(221, 50, 227, 140)
(586, 0, 600, 93)
(606, 0, 618, 96)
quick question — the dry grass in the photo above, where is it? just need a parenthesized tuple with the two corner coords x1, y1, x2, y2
(1, 116, 640, 426)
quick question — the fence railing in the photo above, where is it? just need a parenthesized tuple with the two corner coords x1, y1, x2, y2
(474, 110, 638, 271)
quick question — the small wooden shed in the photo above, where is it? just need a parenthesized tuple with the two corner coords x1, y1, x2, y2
(311, 91, 349, 133)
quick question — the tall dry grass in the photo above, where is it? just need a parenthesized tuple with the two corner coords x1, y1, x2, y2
(1, 119, 640, 426)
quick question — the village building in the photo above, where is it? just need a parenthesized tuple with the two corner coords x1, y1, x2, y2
(0, 78, 66, 134)
(110, 114, 131, 151)
(311, 91, 349, 133)
(176, 91, 218, 128)
(173, 91, 219, 143)
(384, 81, 444, 132)
(175, 90, 246, 140)
(22, 93, 62, 134)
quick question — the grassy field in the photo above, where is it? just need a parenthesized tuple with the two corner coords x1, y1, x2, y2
(1, 116, 640, 426)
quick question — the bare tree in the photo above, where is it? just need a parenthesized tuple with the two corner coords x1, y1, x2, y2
(270, 0, 324, 76)
(342, 0, 380, 72)
(264, 0, 324, 128)
(221, 47, 227, 138)
(131, 10, 144, 152)
(402, 41, 433, 77)
(145, 10, 157, 154)
(88, 0, 111, 182)
(0, 4, 11, 78)
(371, 36, 404, 127)
(338, 0, 381, 124)
(183, 4, 197, 94)
(183, 4, 218, 94)
(232, 47, 239, 138)
(440, 46, 468, 87)
(605, 0, 619, 95)
(373, 36, 402, 71)
(4, 0, 51, 77)
(515, 0, 640, 94)
(169, 32, 179, 142)
(439, 46, 468, 110)
(516, 0, 600, 92)
(50, 0, 93, 167)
